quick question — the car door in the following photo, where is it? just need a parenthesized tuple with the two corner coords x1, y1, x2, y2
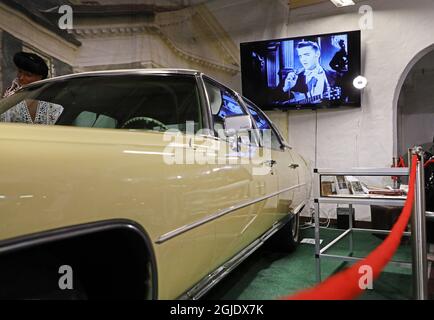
(244, 100, 299, 220)
(0, 73, 222, 299)
(201, 78, 278, 269)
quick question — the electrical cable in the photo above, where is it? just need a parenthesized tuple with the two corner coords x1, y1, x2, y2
(300, 204, 333, 229)
(301, 109, 319, 230)
(314, 108, 318, 169)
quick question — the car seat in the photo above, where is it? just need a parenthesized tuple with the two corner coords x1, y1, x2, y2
(72, 111, 118, 129)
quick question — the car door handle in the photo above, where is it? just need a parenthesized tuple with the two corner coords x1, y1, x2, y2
(262, 160, 277, 167)
(289, 163, 299, 169)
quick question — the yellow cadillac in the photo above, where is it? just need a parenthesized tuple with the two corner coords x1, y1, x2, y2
(0, 69, 311, 299)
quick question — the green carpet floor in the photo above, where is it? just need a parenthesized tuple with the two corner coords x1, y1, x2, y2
(203, 227, 415, 300)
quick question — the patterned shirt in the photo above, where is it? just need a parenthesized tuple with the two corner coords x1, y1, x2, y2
(0, 100, 64, 125)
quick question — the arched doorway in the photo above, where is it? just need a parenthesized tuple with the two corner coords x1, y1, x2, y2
(394, 45, 434, 157)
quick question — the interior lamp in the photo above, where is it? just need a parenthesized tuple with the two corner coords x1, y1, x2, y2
(330, 0, 355, 7)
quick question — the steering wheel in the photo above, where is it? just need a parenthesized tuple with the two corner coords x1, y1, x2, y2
(121, 117, 168, 131)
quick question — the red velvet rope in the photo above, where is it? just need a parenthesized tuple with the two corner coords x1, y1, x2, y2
(425, 159, 434, 168)
(282, 155, 419, 300)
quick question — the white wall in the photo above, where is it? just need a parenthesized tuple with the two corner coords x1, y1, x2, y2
(206, 0, 434, 220)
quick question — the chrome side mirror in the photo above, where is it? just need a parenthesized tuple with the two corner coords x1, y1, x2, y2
(223, 115, 252, 134)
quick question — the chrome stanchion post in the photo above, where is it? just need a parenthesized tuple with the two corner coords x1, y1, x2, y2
(349, 204, 353, 256)
(315, 199, 321, 283)
(314, 169, 321, 283)
(411, 147, 428, 300)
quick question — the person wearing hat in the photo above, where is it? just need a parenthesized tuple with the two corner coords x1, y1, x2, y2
(1, 52, 63, 124)
(3, 52, 49, 98)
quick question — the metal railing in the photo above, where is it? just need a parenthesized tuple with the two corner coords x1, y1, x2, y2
(313, 147, 428, 300)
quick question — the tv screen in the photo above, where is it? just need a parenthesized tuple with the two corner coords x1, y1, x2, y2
(240, 30, 361, 110)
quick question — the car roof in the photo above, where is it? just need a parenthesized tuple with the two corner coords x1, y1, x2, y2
(24, 68, 202, 88)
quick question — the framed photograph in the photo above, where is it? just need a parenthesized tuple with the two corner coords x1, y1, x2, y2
(335, 175, 350, 195)
(321, 181, 335, 196)
(345, 176, 367, 195)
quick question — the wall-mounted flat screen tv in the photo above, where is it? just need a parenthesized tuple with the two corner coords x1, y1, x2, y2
(240, 30, 361, 110)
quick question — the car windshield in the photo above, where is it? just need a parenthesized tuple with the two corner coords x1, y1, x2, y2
(0, 74, 202, 132)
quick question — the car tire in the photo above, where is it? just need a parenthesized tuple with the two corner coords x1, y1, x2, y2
(268, 213, 300, 253)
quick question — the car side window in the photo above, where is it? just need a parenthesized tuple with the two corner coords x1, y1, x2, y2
(204, 80, 247, 137)
(244, 99, 282, 150)
(0, 75, 203, 133)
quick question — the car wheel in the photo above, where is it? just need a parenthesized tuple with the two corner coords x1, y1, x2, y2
(268, 213, 300, 253)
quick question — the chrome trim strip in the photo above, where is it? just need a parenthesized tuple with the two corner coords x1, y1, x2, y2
(155, 183, 306, 244)
(196, 74, 214, 135)
(293, 200, 306, 215)
(179, 215, 291, 300)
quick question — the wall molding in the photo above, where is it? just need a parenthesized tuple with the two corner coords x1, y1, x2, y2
(74, 60, 164, 73)
(70, 5, 240, 76)
(193, 5, 240, 68)
(0, 3, 79, 65)
(71, 22, 239, 75)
